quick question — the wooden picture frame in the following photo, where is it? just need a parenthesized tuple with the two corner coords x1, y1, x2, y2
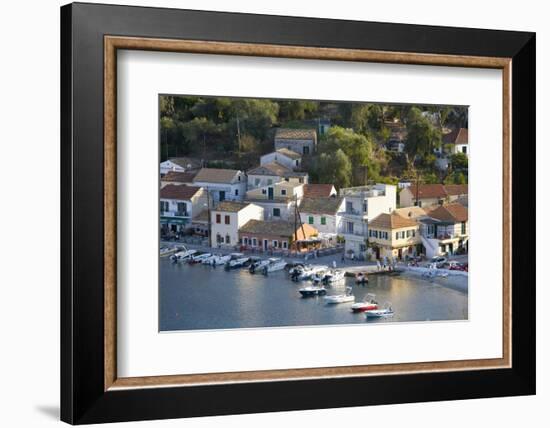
(61, 2, 535, 424)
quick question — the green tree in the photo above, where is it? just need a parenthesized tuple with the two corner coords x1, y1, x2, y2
(316, 149, 352, 189)
(405, 107, 442, 156)
(450, 152, 468, 170)
(278, 100, 319, 121)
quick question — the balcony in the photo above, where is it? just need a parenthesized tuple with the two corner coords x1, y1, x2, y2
(161, 210, 189, 218)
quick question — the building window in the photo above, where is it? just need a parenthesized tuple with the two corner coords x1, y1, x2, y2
(412, 230, 416, 237)
(308, 216, 314, 225)
(418, 201, 423, 207)
(267, 179, 273, 185)
(252, 238, 257, 246)
(273, 240, 278, 248)
(176, 202, 187, 216)
(224, 215, 230, 225)
(255, 178, 260, 187)
(299, 178, 304, 183)
(273, 208, 281, 217)
(226, 235, 230, 244)
(262, 189, 267, 194)
(216, 214, 221, 224)
(395, 232, 399, 240)
(303, 146, 309, 155)
(283, 241, 288, 249)
(160, 201, 169, 213)
(243, 237, 248, 245)
(363, 202, 367, 213)
(462, 146, 467, 154)
(281, 189, 287, 196)
(406, 230, 411, 238)
(347, 222, 354, 234)
(461, 221, 466, 235)
(235, 189, 239, 196)
(295, 160, 299, 167)
(216, 233, 223, 243)
(238, 175, 241, 181)
(321, 217, 326, 225)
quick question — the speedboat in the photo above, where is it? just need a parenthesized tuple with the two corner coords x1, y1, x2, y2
(299, 285, 327, 297)
(324, 287, 355, 304)
(188, 252, 212, 264)
(170, 248, 197, 262)
(365, 302, 394, 318)
(323, 269, 346, 284)
(206, 254, 231, 266)
(225, 257, 250, 269)
(351, 293, 378, 313)
(355, 272, 369, 284)
(261, 258, 287, 275)
(201, 254, 217, 264)
(293, 265, 328, 281)
(249, 258, 271, 273)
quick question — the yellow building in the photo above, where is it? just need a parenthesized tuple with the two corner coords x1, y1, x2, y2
(368, 213, 421, 260)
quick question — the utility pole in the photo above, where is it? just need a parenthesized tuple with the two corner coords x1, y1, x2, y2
(206, 187, 212, 248)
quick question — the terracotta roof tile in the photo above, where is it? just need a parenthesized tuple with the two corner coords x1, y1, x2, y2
(428, 203, 468, 223)
(213, 201, 251, 213)
(162, 171, 197, 183)
(275, 128, 317, 140)
(299, 197, 343, 215)
(407, 184, 447, 199)
(303, 184, 336, 198)
(193, 168, 241, 184)
(160, 184, 202, 200)
(444, 184, 468, 196)
(369, 213, 418, 230)
(443, 128, 468, 145)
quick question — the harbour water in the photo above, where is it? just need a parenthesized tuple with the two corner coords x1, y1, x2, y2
(159, 257, 468, 331)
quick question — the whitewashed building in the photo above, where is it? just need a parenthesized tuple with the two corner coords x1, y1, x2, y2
(274, 128, 317, 155)
(338, 184, 397, 259)
(160, 185, 207, 234)
(160, 157, 202, 176)
(260, 148, 302, 170)
(443, 127, 469, 155)
(247, 162, 308, 189)
(210, 201, 264, 248)
(245, 181, 304, 221)
(299, 197, 345, 241)
(193, 168, 247, 203)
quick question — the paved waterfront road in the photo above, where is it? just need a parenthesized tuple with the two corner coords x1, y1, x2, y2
(159, 258, 468, 331)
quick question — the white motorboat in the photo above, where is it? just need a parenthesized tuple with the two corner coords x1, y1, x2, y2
(351, 293, 378, 313)
(365, 302, 395, 318)
(205, 254, 231, 266)
(201, 254, 217, 264)
(188, 252, 212, 264)
(170, 248, 197, 262)
(225, 257, 250, 269)
(261, 258, 287, 275)
(324, 287, 355, 304)
(293, 264, 328, 281)
(323, 269, 346, 283)
(249, 258, 271, 273)
(299, 285, 327, 297)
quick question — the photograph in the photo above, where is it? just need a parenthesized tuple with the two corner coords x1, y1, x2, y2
(158, 95, 469, 331)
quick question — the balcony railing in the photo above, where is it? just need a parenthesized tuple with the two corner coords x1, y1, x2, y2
(161, 210, 189, 217)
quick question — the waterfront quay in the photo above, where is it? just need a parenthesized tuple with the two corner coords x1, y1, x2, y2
(159, 241, 468, 332)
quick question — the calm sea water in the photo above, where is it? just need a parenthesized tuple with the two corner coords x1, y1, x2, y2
(159, 258, 468, 331)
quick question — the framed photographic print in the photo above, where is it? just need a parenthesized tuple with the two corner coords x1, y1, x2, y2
(61, 2, 536, 424)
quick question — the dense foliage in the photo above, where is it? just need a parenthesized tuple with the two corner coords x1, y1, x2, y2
(160, 95, 468, 186)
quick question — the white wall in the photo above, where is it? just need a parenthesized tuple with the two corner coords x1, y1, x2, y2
(0, 1, 546, 428)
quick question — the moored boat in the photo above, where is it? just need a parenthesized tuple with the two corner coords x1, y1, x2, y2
(188, 252, 212, 264)
(323, 269, 346, 284)
(350, 293, 378, 313)
(261, 258, 287, 275)
(299, 285, 327, 297)
(170, 248, 197, 262)
(324, 287, 355, 304)
(365, 302, 394, 318)
(225, 257, 250, 269)
(249, 258, 271, 273)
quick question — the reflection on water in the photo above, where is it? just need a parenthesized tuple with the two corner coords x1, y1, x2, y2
(159, 258, 468, 331)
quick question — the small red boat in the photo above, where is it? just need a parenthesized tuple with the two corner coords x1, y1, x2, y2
(350, 294, 378, 313)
